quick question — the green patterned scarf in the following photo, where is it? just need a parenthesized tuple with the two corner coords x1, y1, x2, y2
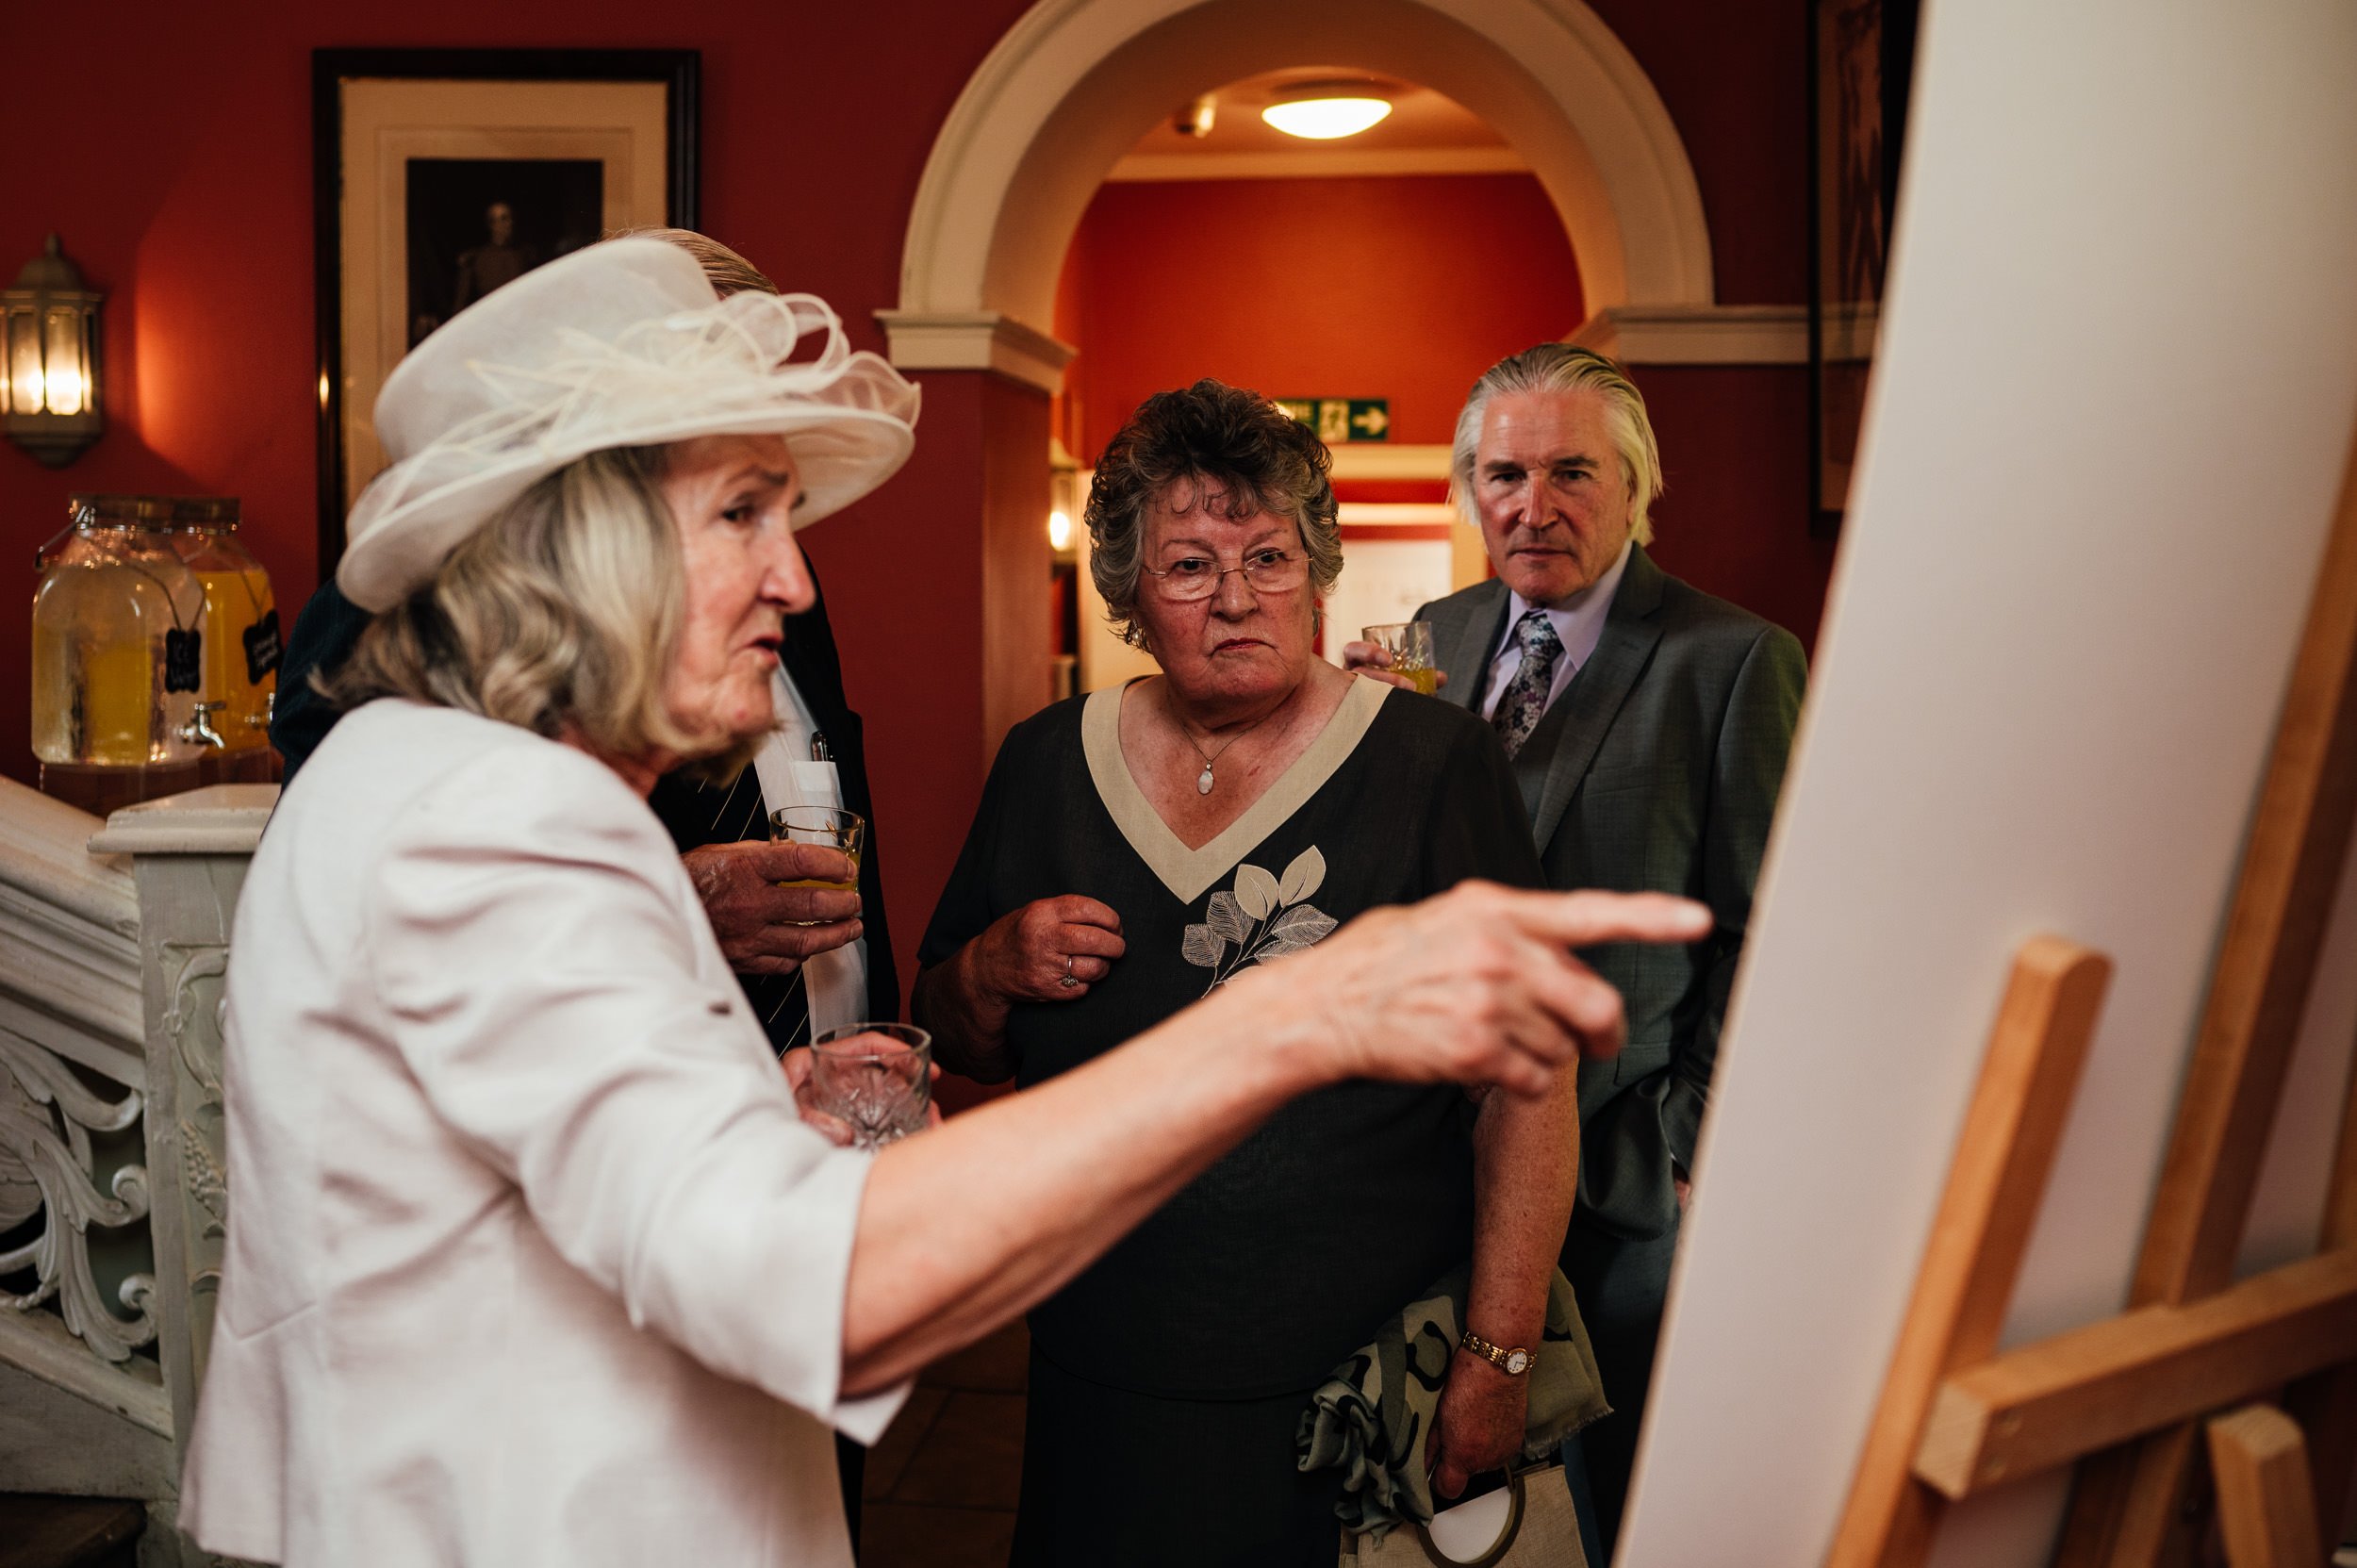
(1296, 1265, 1608, 1542)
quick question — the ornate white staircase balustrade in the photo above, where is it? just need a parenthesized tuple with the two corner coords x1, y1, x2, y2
(0, 778, 273, 1565)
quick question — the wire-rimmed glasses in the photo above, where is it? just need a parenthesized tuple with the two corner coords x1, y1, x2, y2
(1139, 547, 1309, 602)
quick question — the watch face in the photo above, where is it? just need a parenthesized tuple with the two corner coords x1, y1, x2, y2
(1506, 1349, 1531, 1375)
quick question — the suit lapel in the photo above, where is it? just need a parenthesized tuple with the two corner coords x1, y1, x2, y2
(1526, 547, 1668, 857)
(1432, 580, 1510, 713)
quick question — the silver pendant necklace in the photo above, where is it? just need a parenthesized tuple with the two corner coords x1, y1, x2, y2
(1170, 690, 1277, 795)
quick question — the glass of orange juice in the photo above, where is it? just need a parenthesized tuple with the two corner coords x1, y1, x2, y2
(1360, 621, 1439, 695)
(769, 805, 865, 893)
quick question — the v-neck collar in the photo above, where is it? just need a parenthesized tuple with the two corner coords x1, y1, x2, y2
(1081, 676, 1390, 904)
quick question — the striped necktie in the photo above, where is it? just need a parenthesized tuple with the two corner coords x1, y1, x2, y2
(704, 767, 813, 1055)
(1492, 609, 1565, 761)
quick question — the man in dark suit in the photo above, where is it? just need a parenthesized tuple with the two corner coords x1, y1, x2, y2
(1350, 344, 1805, 1557)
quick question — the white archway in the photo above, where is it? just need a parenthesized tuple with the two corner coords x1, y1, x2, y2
(881, 0, 1723, 389)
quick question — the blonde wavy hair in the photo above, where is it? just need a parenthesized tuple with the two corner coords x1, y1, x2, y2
(326, 446, 762, 781)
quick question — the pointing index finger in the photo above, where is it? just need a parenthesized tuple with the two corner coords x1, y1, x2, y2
(1495, 887, 1712, 949)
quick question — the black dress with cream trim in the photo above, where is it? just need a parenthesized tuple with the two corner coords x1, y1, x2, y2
(918, 677, 1544, 1566)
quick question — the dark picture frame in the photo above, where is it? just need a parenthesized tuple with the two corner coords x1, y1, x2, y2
(311, 49, 699, 569)
(1806, 0, 1917, 536)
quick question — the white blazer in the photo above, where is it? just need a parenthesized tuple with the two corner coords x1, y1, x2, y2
(179, 701, 904, 1567)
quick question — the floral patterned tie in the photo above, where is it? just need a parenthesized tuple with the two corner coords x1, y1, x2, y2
(1492, 609, 1564, 760)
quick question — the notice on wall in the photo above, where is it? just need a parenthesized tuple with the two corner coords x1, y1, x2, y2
(1277, 398, 1390, 443)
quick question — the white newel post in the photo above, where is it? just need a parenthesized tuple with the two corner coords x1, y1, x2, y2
(84, 787, 273, 1470)
(82, 785, 274, 1568)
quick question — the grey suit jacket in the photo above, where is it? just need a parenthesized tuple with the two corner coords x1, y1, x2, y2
(1419, 545, 1805, 1240)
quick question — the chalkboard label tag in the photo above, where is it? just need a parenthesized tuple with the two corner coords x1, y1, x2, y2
(244, 610, 282, 685)
(164, 630, 203, 694)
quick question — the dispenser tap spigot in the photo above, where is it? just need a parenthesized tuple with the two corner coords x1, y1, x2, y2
(178, 701, 229, 751)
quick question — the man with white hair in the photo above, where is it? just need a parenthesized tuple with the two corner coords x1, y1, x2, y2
(1349, 343, 1806, 1556)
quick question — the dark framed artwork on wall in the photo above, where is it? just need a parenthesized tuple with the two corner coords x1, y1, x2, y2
(312, 49, 699, 567)
(1807, 0, 1917, 536)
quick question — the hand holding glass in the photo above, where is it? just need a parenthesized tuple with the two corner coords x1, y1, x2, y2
(806, 1023, 932, 1149)
(769, 806, 865, 893)
(1360, 621, 1439, 695)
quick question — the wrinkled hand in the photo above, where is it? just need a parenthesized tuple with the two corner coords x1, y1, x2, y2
(1243, 882, 1711, 1098)
(683, 840, 862, 978)
(970, 895, 1126, 1004)
(1341, 639, 1449, 694)
(782, 1048, 945, 1146)
(1427, 1349, 1531, 1499)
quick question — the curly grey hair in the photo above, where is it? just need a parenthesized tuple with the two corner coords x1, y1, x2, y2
(1085, 379, 1343, 649)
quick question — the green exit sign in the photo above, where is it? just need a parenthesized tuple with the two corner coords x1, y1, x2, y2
(1277, 398, 1391, 443)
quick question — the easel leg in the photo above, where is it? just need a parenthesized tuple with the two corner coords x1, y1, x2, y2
(2206, 1405, 2324, 1568)
(2055, 1426, 2202, 1568)
(2282, 1362, 2357, 1553)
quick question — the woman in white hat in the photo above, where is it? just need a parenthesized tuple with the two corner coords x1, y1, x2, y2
(174, 237, 1707, 1568)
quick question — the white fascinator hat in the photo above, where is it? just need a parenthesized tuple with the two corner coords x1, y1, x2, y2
(338, 237, 920, 612)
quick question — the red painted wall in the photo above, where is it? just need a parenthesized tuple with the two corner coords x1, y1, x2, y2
(1590, 0, 1809, 306)
(5, 0, 1828, 1014)
(1640, 366, 1834, 650)
(3, 0, 1034, 1014)
(1060, 173, 1584, 461)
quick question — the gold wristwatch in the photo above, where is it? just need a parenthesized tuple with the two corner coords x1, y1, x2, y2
(1459, 1329, 1533, 1377)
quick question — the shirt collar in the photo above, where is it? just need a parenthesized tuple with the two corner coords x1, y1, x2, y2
(1504, 539, 1636, 672)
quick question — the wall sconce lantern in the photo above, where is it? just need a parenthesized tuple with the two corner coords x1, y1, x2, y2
(2, 234, 105, 468)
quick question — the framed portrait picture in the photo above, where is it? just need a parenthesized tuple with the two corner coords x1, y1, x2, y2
(312, 49, 699, 566)
(1807, 0, 1917, 535)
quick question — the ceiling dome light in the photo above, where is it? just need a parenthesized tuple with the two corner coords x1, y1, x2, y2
(1261, 83, 1393, 140)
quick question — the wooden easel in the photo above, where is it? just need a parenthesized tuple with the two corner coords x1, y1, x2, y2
(1827, 417, 2357, 1568)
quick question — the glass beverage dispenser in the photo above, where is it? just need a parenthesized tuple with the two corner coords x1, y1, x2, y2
(170, 497, 281, 784)
(31, 494, 210, 814)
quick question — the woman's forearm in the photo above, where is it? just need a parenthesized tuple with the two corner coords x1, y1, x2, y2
(840, 979, 1327, 1392)
(844, 883, 1713, 1396)
(1465, 1072, 1581, 1352)
(909, 944, 1014, 1082)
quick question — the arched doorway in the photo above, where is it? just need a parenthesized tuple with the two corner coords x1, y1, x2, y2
(878, 0, 1721, 762)
(882, 0, 1718, 386)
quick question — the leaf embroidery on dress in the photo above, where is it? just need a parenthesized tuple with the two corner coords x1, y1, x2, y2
(1181, 845, 1334, 993)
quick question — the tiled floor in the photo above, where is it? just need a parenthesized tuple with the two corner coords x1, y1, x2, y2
(860, 1321, 1029, 1567)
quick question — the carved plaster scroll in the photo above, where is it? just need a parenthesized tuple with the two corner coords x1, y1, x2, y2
(158, 939, 232, 1383)
(0, 1028, 158, 1363)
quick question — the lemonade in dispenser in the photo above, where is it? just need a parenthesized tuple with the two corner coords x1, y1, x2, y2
(31, 495, 210, 780)
(170, 496, 280, 781)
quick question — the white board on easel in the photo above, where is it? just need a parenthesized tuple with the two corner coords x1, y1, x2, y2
(1624, 4, 2357, 1564)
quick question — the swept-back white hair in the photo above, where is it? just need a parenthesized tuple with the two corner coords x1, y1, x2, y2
(1450, 344, 1663, 544)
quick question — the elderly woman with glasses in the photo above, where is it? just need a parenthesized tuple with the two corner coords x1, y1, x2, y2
(175, 248, 1704, 1568)
(915, 379, 1589, 1564)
